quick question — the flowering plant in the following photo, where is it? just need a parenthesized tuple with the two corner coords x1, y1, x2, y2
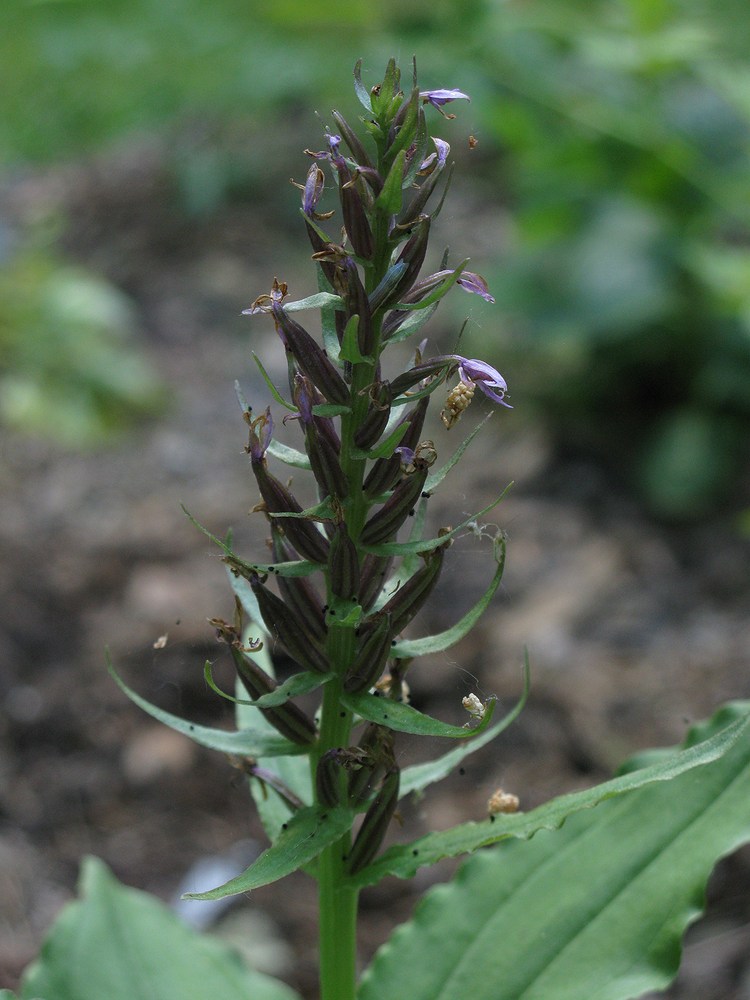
(13, 58, 750, 1000)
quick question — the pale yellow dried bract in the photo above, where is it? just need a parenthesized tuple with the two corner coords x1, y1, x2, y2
(488, 788, 520, 815)
(153, 633, 168, 650)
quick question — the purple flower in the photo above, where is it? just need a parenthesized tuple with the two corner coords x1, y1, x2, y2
(456, 272, 495, 304)
(419, 138, 451, 175)
(420, 88, 470, 117)
(457, 358, 511, 407)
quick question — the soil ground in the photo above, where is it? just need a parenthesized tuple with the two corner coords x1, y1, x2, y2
(1, 144, 749, 999)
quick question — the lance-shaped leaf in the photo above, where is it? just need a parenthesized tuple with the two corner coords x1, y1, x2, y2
(183, 804, 355, 900)
(400, 657, 530, 797)
(363, 488, 512, 557)
(375, 149, 406, 216)
(341, 691, 498, 739)
(183, 506, 319, 579)
(266, 438, 311, 470)
(107, 655, 306, 757)
(358, 703, 750, 1000)
(252, 352, 296, 410)
(424, 413, 491, 493)
(392, 535, 506, 659)
(353, 59, 373, 111)
(204, 663, 333, 708)
(384, 302, 439, 345)
(281, 291, 344, 313)
(349, 705, 750, 889)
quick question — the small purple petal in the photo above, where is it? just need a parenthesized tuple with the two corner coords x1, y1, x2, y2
(456, 272, 495, 304)
(457, 358, 511, 408)
(420, 88, 471, 108)
(395, 445, 416, 466)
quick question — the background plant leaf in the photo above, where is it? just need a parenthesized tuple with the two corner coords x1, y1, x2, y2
(20, 857, 300, 1000)
(359, 702, 750, 1000)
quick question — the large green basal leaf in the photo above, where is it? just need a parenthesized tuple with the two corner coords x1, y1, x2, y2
(20, 857, 300, 1000)
(358, 703, 750, 1000)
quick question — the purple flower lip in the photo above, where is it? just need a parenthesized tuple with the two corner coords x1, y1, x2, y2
(457, 358, 512, 407)
(420, 88, 470, 116)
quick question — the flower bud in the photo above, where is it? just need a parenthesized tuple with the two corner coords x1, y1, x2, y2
(344, 258, 375, 357)
(232, 647, 317, 746)
(334, 157, 374, 260)
(250, 574, 330, 674)
(383, 216, 430, 309)
(295, 376, 349, 500)
(344, 614, 394, 694)
(331, 110, 374, 172)
(346, 767, 400, 874)
(272, 304, 350, 406)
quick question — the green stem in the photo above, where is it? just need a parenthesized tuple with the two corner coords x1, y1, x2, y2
(317, 674, 359, 1000)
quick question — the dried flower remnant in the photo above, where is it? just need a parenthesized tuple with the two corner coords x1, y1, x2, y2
(488, 788, 521, 817)
(462, 693, 487, 725)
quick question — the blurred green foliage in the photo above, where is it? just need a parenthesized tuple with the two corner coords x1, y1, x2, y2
(0, 237, 165, 446)
(2, 0, 749, 515)
(460, 0, 750, 519)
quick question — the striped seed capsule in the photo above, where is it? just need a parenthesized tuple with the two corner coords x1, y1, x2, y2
(357, 553, 393, 611)
(344, 614, 394, 694)
(382, 216, 430, 309)
(377, 546, 445, 635)
(250, 574, 330, 674)
(232, 647, 317, 747)
(315, 748, 346, 808)
(270, 528, 327, 645)
(344, 258, 375, 358)
(346, 767, 401, 874)
(363, 397, 428, 498)
(272, 304, 350, 406)
(251, 461, 329, 564)
(360, 460, 428, 546)
(347, 724, 393, 807)
(354, 381, 392, 451)
(328, 522, 360, 601)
